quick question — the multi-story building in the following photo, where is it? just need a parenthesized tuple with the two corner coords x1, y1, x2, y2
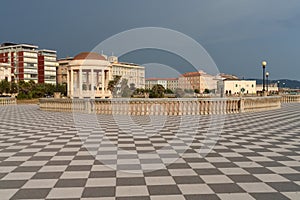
(219, 80, 257, 95)
(166, 78, 178, 91)
(38, 49, 57, 84)
(145, 78, 178, 91)
(178, 71, 217, 93)
(109, 56, 145, 89)
(0, 42, 57, 83)
(0, 63, 12, 82)
(145, 78, 168, 90)
(57, 57, 73, 85)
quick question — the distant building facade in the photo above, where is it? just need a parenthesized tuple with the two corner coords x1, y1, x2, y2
(178, 71, 217, 93)
(0, 63, 12, 82)
(57, 57, 73, 85)
(109, 56, 145, 89)
(219, 80, 256, 95)
(145, 78, 178, 91)
(0, 43, 57, 83)
(38, 50, 57, 84)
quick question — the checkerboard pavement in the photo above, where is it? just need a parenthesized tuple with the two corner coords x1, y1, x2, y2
(0, 103, 300, 199)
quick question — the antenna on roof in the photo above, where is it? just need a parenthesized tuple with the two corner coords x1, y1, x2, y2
(101, 50, 104, 55)
(112, 52, 114, 56)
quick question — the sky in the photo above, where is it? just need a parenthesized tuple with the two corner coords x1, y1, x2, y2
(1, 0, 300, 80)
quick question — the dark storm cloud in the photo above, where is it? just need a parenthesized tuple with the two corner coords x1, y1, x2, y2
(0, 0, 299, 79)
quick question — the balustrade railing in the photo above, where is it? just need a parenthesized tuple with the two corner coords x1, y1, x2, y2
(0, 97, 16, 106)
(281, 95, 300, 103)
(39, 96, 282, 115)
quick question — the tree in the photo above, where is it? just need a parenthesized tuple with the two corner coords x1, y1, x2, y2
(0, 80, 10, 94)
(108, 75, 121, 92)
(204, 88, 210, 94)
(194, 89, 200, 94)
(150, 84, 165, 98)
(165, 88, 174, 94)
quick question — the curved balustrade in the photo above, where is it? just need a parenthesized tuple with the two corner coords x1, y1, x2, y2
(0, 97, 16, 106)
(39, 96, 282, 115)
(281, 95, 300, 103)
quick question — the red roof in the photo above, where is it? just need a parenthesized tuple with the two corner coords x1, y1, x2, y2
(73, 52, 106, 61)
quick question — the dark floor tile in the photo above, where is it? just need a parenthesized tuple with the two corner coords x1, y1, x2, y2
(244, 167, 274, 174)
(144, 169, 171, 177)
(0, 180, 27, 189)
(194, 168, 222, 175)
(55, 179, 87, 187)
(66, 165, 92, 171)
(89, 171, 116, 178)
(13, 166, 42, 172)
(209, 183, 245, 193)
(148, 185, 181, 195)
(32, 172, 62, 179)
(282, 174, 300, 181)
(46, 160, 71, 165)
(117, 177, 146, 186)
(267, 182, 300, 192)
(228, 175, 261, 183)
(212, 162, 238, 168)
(0, 161, 24, 166)
(12, 188, 50, 199)
(29, 156, 53, 161)
(167, 163, 191, 169)
(173, 176, 204, 184)
(117, 164, 141, 170)
(257, 161, 284, 167)
(116, 196, 150, 200)
(250, 192, 290, 200)
(185, 194, 221, 200)
(82, 187, 115, 197)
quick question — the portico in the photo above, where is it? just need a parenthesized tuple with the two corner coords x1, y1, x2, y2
(67, 52, 112, 99)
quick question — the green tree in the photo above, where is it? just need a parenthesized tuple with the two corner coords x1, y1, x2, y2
(204, 88, 210, 94)
(165, 88, 174, 94)
(150, 84, 165, 98)
(0, 80, 10, 94)
(194, 89, 200, 94)
(108, 75, 121, 92)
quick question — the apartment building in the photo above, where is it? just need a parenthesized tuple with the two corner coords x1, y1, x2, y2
(178, 71, 217, 93)
(0, 42, 57, 83)
(109, 56, 145, 89)
(145, 78, 178, 91)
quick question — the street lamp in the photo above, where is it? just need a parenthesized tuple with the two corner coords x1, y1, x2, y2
(265, 72, 269, 92)
(261, 61, 267, 93)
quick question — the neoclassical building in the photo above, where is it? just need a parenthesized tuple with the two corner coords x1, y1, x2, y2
(67, 52, 112, 99)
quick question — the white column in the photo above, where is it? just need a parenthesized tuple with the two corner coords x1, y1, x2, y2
(91, 69, 95, 99)
(79, 68, 82, 98)
(101, 69, 105, 97)
(70, 69, 74, 98)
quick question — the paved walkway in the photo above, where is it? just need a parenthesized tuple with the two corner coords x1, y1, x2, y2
(0, 104, 299, 199)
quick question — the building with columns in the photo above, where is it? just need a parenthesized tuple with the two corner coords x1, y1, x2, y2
(67, 52, 113, 99)
(0, 63, 12, 82)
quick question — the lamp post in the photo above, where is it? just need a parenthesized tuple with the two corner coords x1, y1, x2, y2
(261, 61, 267, 94)
(265, 72, 269, 93)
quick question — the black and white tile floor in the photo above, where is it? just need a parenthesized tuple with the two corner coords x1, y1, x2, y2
(0, 104, 299, 199)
